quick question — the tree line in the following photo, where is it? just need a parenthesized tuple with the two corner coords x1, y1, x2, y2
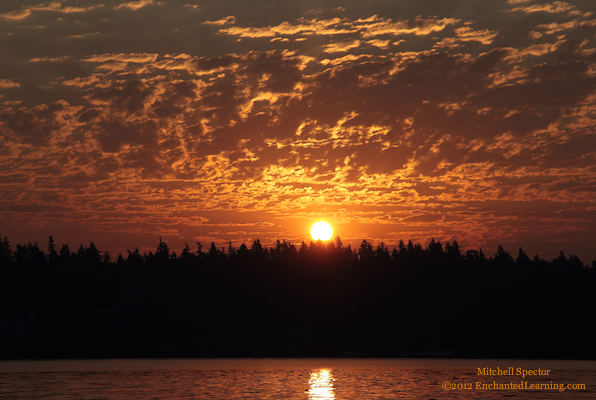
(0, 234, 594, 360)
(0, 234, 591, 270)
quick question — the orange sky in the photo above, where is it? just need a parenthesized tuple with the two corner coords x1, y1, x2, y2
(1, 0, 596, 262)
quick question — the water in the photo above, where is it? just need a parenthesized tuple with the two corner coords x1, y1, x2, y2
(0, 359, 595, 399)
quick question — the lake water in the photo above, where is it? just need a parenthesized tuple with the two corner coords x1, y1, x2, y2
(0, 359, 595, 399)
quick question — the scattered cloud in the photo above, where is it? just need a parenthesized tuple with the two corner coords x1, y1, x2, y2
(0, 2, 103, 20)
(0, 9, 32, 21)
(1, 0, 595, 261)
(357, 15, 459, 37)
(204, 16, 236, 26)
(30, 56, 71, 62)
(218, 18, 352, 38)
(511, 1, 584, 16)
(30, 2, 101, 13)
(84, 53, 159, 63)
(218, 15, 458, 39)
(454, 26, 499, 45)
(323, 39, 361, 53)
(115, 0, 160, 11)
(0, 79, 20, 88)
(366, 39, 391, 49)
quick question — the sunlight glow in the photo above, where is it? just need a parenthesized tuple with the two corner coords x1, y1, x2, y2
(311, 221, 333, 241)
(307, 368, 336, 399)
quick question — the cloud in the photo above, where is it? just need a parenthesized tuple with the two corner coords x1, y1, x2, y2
(357, 15, 459, 37)
(504, 43, 552, 61)
(323, 39, 361, 53)
(84, 53, 159, 63)
(204, 16, 236, 26)
(0, 9, 32, 21)
(0, 100, 81, 145)
(0, 79, 20, 88)
(217, 15, 458, 40)
(0, 2, 102, 21)
(454, 26, 499, 45)
(30, 56, 71, 62)
(366, 39, 391, 49)
(1, 1, 596, 261)
(511, 1, 584, 16)
(218, 18, 353, 38)
(115, 0, 161, 11)
(69, 32, 101, 39)
(62, 75, 104, 88)
(30, 2, 99, 13)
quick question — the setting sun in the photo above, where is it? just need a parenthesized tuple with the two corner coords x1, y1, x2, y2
(311, 221, 333, 241)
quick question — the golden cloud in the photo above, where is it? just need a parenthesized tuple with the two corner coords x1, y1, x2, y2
(357, 15, 459, 37)
(454, 27, 499, 45)
(0, 9, 32, 21)
(0, 79, 20, 88)
(84, 53, 160, 63)
(511, 1, 582, 15)
(323, 39, 361, 53)
(115, 0, 160, 11)
(204, 16, 236, 26)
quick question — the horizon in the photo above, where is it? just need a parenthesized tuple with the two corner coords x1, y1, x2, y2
(2, 232, 592, 265)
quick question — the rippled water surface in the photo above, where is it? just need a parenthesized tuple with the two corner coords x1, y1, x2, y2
(1, 359, 595, 399)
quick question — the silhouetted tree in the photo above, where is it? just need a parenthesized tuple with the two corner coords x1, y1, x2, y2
(516, 247, 531, 266)
(47, 236, 59, 265)
(298, 241, 308, 258)
(236, 243, 249, 261)
(3, 234, 596, 360)
(15, 242, 46, 268)
(227, 241, 236, 258)
(180, 243, 195, 266)
(127, 248, 144, 268)
(85, 242, 102, 267)
(196, 242, 205, 260)
(0, 235, 13, 266)
(494, 245, 514, 267)
(445, 240, 462, 265)
(116, 253, 126, 267)
(426, 238, 444, 266)
(207, 242, 226, 264)
(250, 239, 267, 263)
(59, 243, 72, 265)
(102, 250, 112, 266)
(358, 240, 374, 263)
(155, 237, 170, 261)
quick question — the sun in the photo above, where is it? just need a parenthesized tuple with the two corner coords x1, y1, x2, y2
(311, 221, 333, 241)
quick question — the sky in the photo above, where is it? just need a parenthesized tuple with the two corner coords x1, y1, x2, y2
(1, 0, 596, 262)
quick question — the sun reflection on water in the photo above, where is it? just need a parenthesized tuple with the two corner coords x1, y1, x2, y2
(307, 368, 336, 399)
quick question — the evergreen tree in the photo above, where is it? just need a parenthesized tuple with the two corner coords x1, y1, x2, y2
(494, 245, 514, 266)
(156, 237, 170, 261)
(47, 235, 59, 265)
(516, 247, 531, 265)
(358, 240, 374, 263)
(0, 235, 13, 266)
(85, 242, 102, 267)
(127, 248, 144, 268)
(116, 253, 126, 267)
(59, 243, 71, 265)
(180, 243, 195, 265)
(445, 240, 462, 264)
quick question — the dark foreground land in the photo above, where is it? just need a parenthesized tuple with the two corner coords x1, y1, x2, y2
(1, 236, 595, 360)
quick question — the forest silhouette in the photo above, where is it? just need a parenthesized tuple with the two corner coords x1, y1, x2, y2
(0, 235, 594, 359)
